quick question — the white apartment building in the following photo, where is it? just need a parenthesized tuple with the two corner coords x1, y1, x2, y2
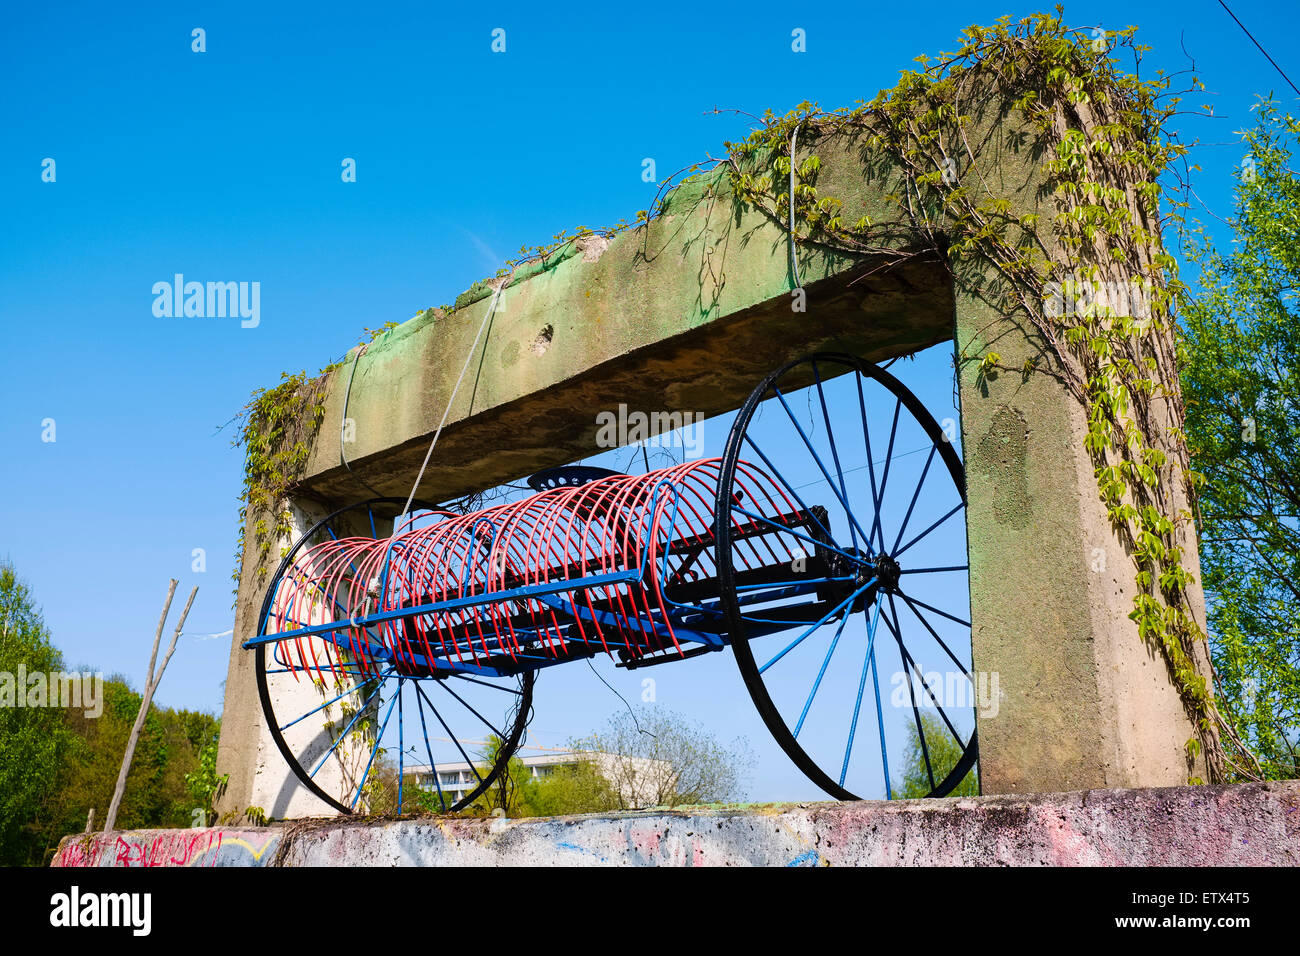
(404, 750, 672, 807)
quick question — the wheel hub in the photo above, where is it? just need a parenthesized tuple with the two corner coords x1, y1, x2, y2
(872, 553, 901, 592)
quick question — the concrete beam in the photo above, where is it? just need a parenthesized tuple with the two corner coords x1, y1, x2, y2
(55, 783, 1300, 867)
(300, 164, 950, 505)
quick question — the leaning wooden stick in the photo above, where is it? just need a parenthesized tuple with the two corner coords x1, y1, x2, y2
(103, 579, 198, 832)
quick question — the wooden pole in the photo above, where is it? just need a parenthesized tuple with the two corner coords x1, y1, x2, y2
(103, 580, 198, 832)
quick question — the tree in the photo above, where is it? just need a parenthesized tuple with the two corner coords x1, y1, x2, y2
(184, 720, 227, 826)
(569, 707, 752, 809)
(1179, 99, 1300, 780)
(459, 735, 549, 817)
(35, 677, 220, 845)
(0, 563, 72, 865)
(526, 757, 619, 816)
(0, 563, 223, 863)
(891, 712, 979, 798)
(477, 735, 529, 815)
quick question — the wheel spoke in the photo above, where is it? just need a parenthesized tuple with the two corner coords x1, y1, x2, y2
(740, 435, 840, 547)
(771, 385, 874, 549)
(277, 672, 384, 733)
(869, 398, 902, 554)
(309, 668, 392, 778)
(350, 691, 400, 811)
(414, 681, 485, 785)
(759, 581, 874, 674)
(891, 444, 937, 554)
(841, 594, 885, 788)
(882, 595, 933, 792)
(397, 680, 405, 811)
(870, 632, 890, 800)
(413, 681, 450, 811)
(885, 593, 965, 748)
(902, 594, 971, 629)
(893, 502, 964, 558)
(855, 373, 886, 555)
(435, 678, 508, 747)
(793, 611, 851, 738)
(896, 592, 970, 673)
(731, 504, 863, 566)
(812, 361, 859, 553)
(446, 673, 524, 696)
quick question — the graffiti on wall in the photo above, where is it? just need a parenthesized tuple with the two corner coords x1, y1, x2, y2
(53, 829, 279, 868)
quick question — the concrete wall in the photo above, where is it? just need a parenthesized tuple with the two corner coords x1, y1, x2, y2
(56, 782, 1299, 867)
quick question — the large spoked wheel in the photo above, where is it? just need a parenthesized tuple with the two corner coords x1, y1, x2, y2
(253, 497, 534, 816)
(716, 353, 978, 800)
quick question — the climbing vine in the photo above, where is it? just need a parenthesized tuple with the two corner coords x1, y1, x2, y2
(231, 320, 434, 594)
(720, 8, 1255, 782)
(232, 368, 331, 589)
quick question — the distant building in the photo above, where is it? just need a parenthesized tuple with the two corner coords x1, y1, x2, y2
(404, 750, 673, 807)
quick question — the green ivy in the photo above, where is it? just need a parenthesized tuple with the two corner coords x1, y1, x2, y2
(717, 9, 1236, 782)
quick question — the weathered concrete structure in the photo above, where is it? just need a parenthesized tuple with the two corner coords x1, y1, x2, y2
(216, 76, 1214, 817)
(56, 783, 1299, 867)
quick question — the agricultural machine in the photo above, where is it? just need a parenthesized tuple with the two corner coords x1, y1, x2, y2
(243, 352, 978, 812)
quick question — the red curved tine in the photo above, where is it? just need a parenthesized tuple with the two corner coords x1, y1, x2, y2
(264, 458, 792, 684)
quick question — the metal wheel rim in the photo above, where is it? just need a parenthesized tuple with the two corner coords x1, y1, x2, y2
(252, 497, 534, 815)
(716, 352, 978, 800)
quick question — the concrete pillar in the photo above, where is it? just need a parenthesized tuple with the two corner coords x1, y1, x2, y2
(955, 289, 1212, 792)
(216, 498, 392, 820)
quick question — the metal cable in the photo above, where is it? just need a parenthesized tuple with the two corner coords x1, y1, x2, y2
(340, 343, 386, 498)
(396, 279, 509, 526)
(790, 121, 803, 290)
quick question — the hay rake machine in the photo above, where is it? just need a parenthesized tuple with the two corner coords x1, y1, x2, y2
(244, 352, 978, 813)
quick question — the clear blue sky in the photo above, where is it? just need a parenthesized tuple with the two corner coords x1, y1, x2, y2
(1, 0, 1295, 800)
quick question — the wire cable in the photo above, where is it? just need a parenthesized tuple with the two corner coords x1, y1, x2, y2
(340, 343, 386, 498)
(1217, 0, 1300, 98)
(396, 279, 509, 524)
(789, 121, 804, 290)
(585, 658, 655, 740)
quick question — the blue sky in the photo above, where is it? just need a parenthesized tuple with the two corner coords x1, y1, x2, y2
(1, 0, 1295, 801)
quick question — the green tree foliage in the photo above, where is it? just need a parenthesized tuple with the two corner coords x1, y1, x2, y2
(566, 707, 753, 809)
(184, 720, 227, 826)
(525, 756, 619, 816)
(463, 743, 622, 817)
(0, 563, 72, 865)
(0, 562, 222, 864)
(36, 678, 220, 847)
(474, 735, 531, 815)
(892, 712, 979, 799)
(1180, 100, 1300, 780)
